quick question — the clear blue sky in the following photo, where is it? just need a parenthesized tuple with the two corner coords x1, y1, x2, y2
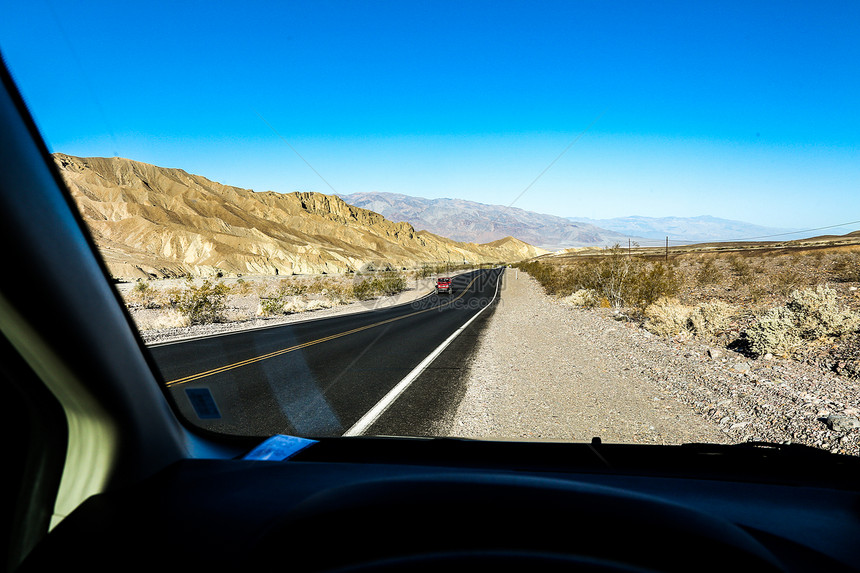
(1, 0, 858, 232)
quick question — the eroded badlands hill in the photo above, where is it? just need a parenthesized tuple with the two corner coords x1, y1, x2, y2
(54, 154, 547, 279)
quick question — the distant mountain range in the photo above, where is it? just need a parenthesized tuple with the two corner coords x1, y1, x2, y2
(338, 192, 639, 251)
(339, 192, 796, 250)
(567, 215, 798, 244)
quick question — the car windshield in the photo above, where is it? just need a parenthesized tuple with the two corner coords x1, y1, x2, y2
(2, 1, 859, 454)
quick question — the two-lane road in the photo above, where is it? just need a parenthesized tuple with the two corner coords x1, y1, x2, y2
(149, 268, 504, 437)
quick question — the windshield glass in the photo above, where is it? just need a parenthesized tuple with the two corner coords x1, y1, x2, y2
(2, 1, 859, 453)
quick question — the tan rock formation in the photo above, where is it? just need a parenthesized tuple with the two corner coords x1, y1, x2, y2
(54, 154, 548, 279)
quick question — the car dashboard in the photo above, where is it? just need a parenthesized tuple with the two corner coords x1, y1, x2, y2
(14, 437, 860, 572)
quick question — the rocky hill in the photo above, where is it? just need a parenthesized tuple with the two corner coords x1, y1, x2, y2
(54, 154, 547, 279)
(339, 191, 640, 250)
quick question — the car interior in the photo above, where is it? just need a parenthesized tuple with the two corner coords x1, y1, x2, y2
(2, 48, 860, 572)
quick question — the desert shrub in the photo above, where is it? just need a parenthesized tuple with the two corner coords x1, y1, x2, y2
(786, 285, 859, 339)
(258, 281, 347, 316)
(129, 280, 160, 308)
(351, 272, 407, 300)
(744, 306, 801, 357)
(162, 286, 185, 307)
(832, 252, 860, 283)
(305, 299, 333, 311)
(729, 256, 762, 288)
(515, 261, 571, 295)
(133, 308, 191, 331)
(231, 278, 255, 295)
(810, 250, 826, 267)
(276, 280, 308, 296)
(418, 262, 471, 277)
(352, 279, 376, 301)
(696, 258, 723, 285)
(688, 300, 733, 336)
(644, 298, 735, 338)
(587, 245, 633, 307)
(746, 284, 771, 304)
(744, 286, 860, 357)
(257, 283, 296, 316)
(562, 289, 599, 308)
(260, 277, 366, 306)
(305, 278, 330, 294)
(643, 297, 692, 337)
(259, 294, 287, 316)
(728, 255, 750, 276)
(260, 296, 333, 315)
(176, 279, 231, 324)
(323, 283, 352, 305)
(769, 266, 804, 296)
(518, 247, 678, 309)
(583, 248, 678, 309)
(373, 272, 407, 296)
(419, 264, 453, 278)
(628, 261, 680, 310)
(281, 298, 308, 314)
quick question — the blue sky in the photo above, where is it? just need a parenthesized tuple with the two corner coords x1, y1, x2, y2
(1, 0, 858, 233)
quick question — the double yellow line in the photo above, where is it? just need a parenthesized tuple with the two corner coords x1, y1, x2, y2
(165, 272, 484, 387)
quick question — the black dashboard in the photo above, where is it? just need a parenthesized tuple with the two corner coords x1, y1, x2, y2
(16, 437, 860, 572)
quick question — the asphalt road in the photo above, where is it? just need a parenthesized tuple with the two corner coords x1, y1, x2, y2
(149, 267, 504, 438)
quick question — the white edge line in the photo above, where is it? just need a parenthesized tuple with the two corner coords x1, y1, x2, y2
(343, 268, 504, 437)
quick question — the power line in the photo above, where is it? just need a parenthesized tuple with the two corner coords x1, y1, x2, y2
(506, 109, 606, 211)
(254, 110, 340, 195)
(42, 0, 120, 157)
(713, 219, 860, 242)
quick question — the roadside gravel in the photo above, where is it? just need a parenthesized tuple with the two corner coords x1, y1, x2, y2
(447, 270, 860, 455)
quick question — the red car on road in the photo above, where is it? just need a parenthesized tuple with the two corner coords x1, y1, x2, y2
(435, 277, 453, 294)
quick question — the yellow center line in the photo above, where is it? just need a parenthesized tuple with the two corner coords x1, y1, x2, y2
(164, 273, 484, 387)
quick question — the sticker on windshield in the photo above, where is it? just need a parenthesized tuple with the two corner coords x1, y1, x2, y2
(185, 387, 222, 419)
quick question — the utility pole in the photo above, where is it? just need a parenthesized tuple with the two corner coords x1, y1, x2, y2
(665, 236, 669, 262)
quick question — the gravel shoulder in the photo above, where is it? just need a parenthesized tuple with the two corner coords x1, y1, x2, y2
(447, 270, 860, 454)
